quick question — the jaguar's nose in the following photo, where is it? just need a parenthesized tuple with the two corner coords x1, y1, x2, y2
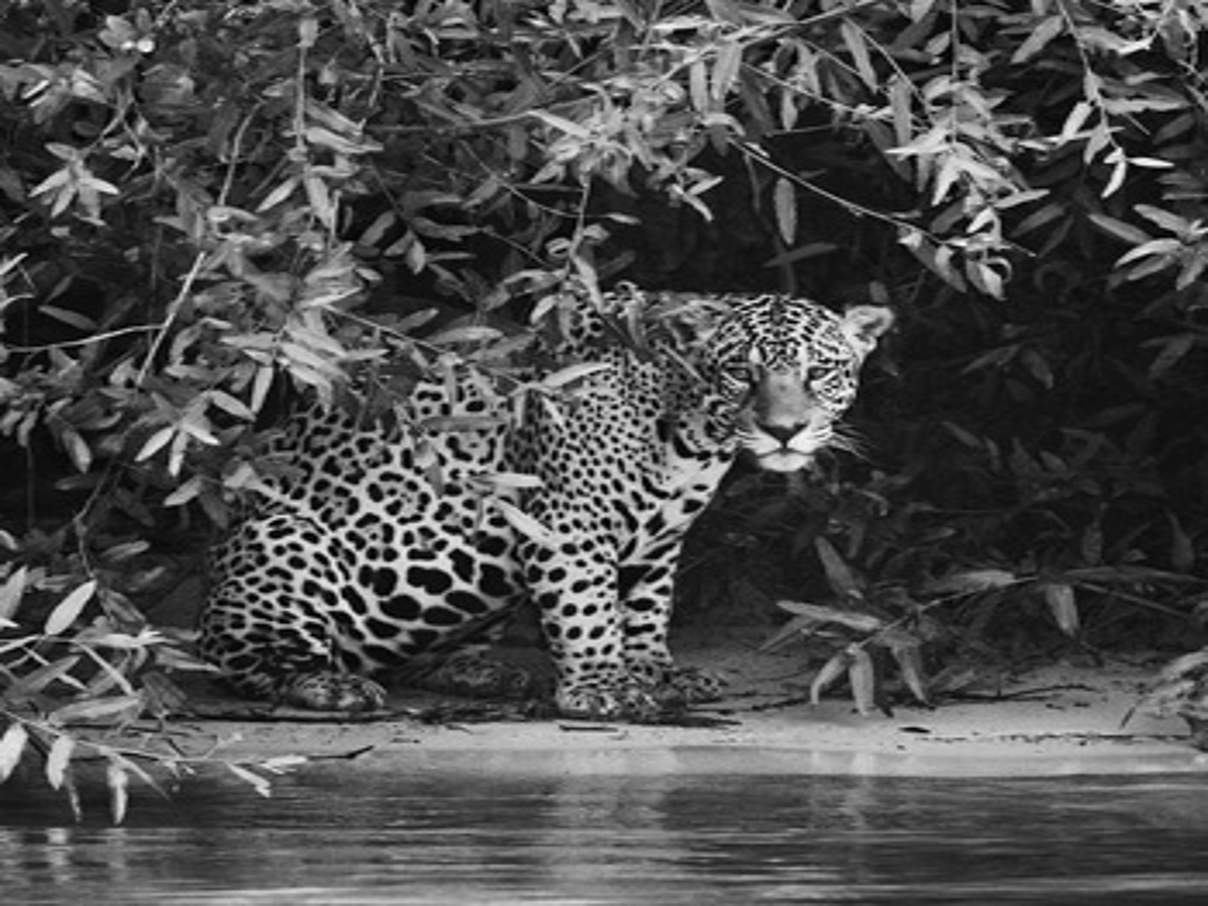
(758, 422, 802, 444)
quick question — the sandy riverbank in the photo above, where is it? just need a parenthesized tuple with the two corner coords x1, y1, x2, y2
(176, 630, 1207, 779)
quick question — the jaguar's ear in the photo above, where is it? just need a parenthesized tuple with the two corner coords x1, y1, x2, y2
(839, 305, 894, 360)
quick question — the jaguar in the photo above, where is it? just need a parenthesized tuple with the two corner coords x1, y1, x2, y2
(198, 284, 893, 719)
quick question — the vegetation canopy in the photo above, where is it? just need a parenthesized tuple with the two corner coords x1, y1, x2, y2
(0, 0, 1205, 817)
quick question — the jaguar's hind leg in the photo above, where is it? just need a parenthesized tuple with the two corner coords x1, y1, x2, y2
(199, 515, 388, 712)
(199, 590, 388, 712)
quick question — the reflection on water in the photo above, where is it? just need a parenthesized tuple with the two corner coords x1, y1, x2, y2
(3, 753, 1208, 904)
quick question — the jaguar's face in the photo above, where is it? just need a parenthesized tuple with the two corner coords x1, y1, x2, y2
(709, 298, 894, 472)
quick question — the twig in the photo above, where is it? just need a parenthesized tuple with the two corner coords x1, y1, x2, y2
(182, 703, 418, 723)
(305, 744, 377, 761)
(748, 694, 813, 712)
(942, 682, 1097, 703)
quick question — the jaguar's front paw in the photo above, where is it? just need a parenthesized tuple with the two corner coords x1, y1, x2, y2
(626, 661, 726, 705)
(665, 664, 725, 703)
(283, 672, 387, 711)
(415, 651, 534, 699)
(555, 681, 661, 722)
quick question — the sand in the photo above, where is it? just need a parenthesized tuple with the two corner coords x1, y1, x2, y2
(176, 630, 1208, 779)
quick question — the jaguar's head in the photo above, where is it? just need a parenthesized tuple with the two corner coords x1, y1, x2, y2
(706, 296, 894, 472)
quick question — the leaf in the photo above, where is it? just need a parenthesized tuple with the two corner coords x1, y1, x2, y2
(62, 428, 92, 473)
(226, 762, 272, 797)
(1083, 122, 1112, 164)
(1177, 250, 1208, 290)
(809, 650, 849, 704)
(164, 475, 203, 507)
(107, 758, 129, 825)
(1128, 157, 1174, 169)
(1135, 203, 1192, 233)
(40, 304, 98, 331)
(1148, 334, 1195, 380)
(30, 165, 72, 198)
(1168, 513, 1194, 573)
(763, 242, 840, 268)
(180, 416, 220, 446)
(924, 569, 1018, 595)
(0, 722, 28, 782)
(256, 176, 299, 212)
(529, 109, 590, 139)
(840, 20, 877, 90)
(45, 734, 74, 789)
(1115, 238, 1182, 267)
(79, 173, 118, 196)
(891, 643, 929, 705)
(136, 426, 175, 462)
(298, 16, 318, 49)
(1043, 583, 1079, 637)
(1102, 156, 1128, 198)
(208, 390, 255, 421)
(303, 173, 335, 228)
(776, 600, 883, 633)
(491, 499, 557, 546)
(64, 772, 82, 822)
(1020, 347, 1053, 388)
(539, 362, 611, 389)
(101, 540, 150, 563)
(50, 694, 144, 726)
(942, 420, 983, 448)
(888, 75, 913, 148)
(813, 537, 861, 599)
(260, 754, 310, 773)
(469, 471, 544, 492)
(279, 340, 338, 373)
(757, 613, 822, 653)
(847, 646, 876, 716)
(703, 0, 743, 24)
(898, 230, 968, 292)
(993, 189, 1048, 211)
(711, 39, 742, 100)
(772, 178, 796, 246)
(1120, 252, 1179, 283)
(0, 566, 28, 622)
(1013, 202, 1065, 236)
(251, 365, 275, 413)
(1081, 519, 1103, 565)
(890, 124, 950, 158)
(1012, 15, 1064, 64)
(966, 258, 1005, 300)
(931, 155, 962, 207)
(425, 325, 504, 346)
(1087, 213, 1152, 245)
(44, 579, 97, 635)
(304, 125, 374, 156)
(689, 58, 710, 113)
(12, 655, 85, 695)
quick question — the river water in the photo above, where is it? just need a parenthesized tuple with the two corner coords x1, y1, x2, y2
(3, 750, 1208, 904)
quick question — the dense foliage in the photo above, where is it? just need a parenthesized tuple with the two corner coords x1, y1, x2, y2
(1, 0, 1206, 813)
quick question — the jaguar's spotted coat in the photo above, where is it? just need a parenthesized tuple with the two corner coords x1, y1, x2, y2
(198, 285, 893, 718)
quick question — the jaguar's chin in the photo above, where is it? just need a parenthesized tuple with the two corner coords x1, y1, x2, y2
(755, 449, 814, 472)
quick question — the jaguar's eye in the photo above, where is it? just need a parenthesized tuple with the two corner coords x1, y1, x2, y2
(723, 362, 756, 382)
(804, 365, 831, 384)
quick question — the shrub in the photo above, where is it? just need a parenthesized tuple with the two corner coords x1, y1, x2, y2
(1, 0, 1207, 810)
